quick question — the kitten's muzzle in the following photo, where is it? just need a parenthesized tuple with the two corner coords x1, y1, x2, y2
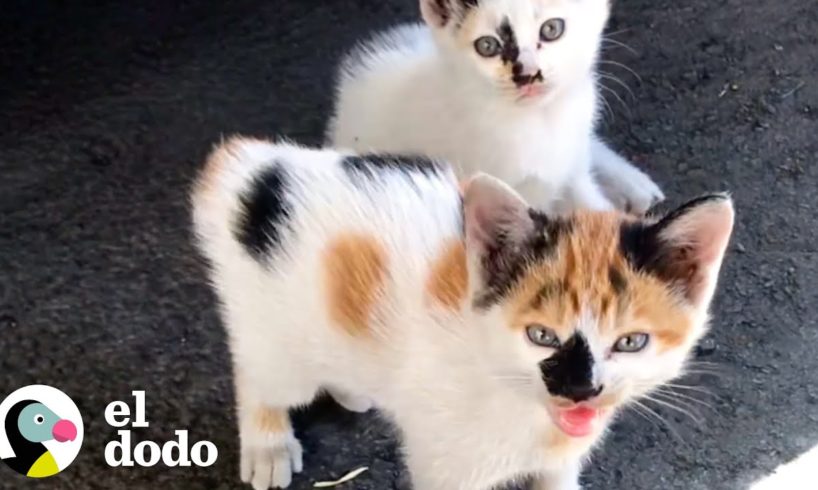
(511, 63, 544, 87)
(553, 384, 604, 403)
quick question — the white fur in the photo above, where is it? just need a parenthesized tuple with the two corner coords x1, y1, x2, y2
(192, 140, 730, 490)
(328, 0, 664, 215)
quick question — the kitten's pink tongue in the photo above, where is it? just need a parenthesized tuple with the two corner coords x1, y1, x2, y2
(556, 406, 598, 437)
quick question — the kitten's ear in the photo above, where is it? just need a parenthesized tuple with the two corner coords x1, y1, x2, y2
(463, 173, 534, 262)
(420, 0, 475, 28)
(623, 194, 735, 308)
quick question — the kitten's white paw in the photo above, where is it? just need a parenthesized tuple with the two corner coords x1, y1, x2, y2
(241, 433, 303, 489)
(329, 388, 374, 413)
(597, 164, 664, 215)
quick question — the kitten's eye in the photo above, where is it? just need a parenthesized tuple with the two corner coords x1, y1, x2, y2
(474, 36, 502, 57)
(540, 18, 565, 42)
(526, 324, 561, 348)
(34, 414, 45, 425)
(613, 333, 650, 353)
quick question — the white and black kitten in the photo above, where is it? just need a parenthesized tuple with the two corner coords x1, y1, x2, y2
(328, 0, 664, 214)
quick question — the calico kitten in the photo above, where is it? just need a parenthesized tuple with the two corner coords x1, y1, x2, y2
(328, 0, 664, 215)
(192, 137, 734, 490)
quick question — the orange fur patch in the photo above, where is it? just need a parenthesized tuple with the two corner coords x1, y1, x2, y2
(193, 136, 268, 200)
(504, 212, 695, 352)
(254, 406, 289, 434)
(324, 234, 388, 336)
(427, 240, 468, 310)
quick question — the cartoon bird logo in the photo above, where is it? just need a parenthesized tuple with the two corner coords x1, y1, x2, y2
(3, 399, 77, 477)
(0, 385, 83, 478)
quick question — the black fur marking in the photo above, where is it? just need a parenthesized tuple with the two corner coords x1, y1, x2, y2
(530, 280, 563, 309)
(609, 266, 628, 295)
(432, 0, 451, 24)
(433, 0, 479, 26)
(497, 17, 520, 65)
(539, 333, 601, 402)
(619, 220, 660, 273)
(234, 164, 292, 261)
(342, 154, 445, 181)
(619, 194, 728, 293)
(475, 210, 573, 309)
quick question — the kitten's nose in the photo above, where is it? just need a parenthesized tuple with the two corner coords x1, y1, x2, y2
(561, 384, 604, 403)
(512, 50, 542, 86)
(512, 63, 543, 87)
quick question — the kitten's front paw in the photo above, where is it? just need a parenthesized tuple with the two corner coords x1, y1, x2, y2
(241, 433, 303, 490)
(597, 165, 664, 215)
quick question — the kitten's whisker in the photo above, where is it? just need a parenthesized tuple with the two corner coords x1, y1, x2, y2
(603, 28, 632, 37)
(601, 37, 639, 56)
(599, 60, 643, 83)
(654, 387, 717, 407)
(595, 88, 616, 122)
(598, 84, 632, 118)
(682, 362, 727, 375)
(630, 400, 687, 444)
(651, 390, 715, 413)
(661, 383, 716, 396)
(642, 394, 705, 426)
(598, 72, 636, 100)
(688, 361, 723, 366)
(681, 369, 727, 379)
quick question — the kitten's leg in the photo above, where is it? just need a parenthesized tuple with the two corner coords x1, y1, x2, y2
(235, 367, 307, 489)
(531, 462, 581, 490)
(326, 386, 374, 413)
(591, 136, 664, 214)
(568, 170, 616, 212)
(513, 177, 568, 215)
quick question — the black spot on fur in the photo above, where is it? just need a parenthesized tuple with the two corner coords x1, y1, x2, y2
(530, 280, 563, 309)
(619, 194, 729, 295)
(475, 210, 573, 309)
(497, 17, 520, 65)
(234, 164, 292, 261)
(342, 154, 445, 181)
(619, 220, 659, 273)
(539, 333, 601, 402)
(432, 0, 479, 26)
(609, 266, 628, 295)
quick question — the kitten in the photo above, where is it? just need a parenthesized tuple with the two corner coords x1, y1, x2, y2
(191, 137, 734, 490)
(328, 0, 664, 215)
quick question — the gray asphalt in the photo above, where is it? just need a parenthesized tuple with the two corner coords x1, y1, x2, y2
(1, 0, 817, 489)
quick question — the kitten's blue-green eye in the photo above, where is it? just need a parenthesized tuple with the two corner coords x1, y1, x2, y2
(540, 18, 565, 42)
(613, 333, 650, 353)
(526, 324, 561, 348)
(474, 36, 502, 57)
